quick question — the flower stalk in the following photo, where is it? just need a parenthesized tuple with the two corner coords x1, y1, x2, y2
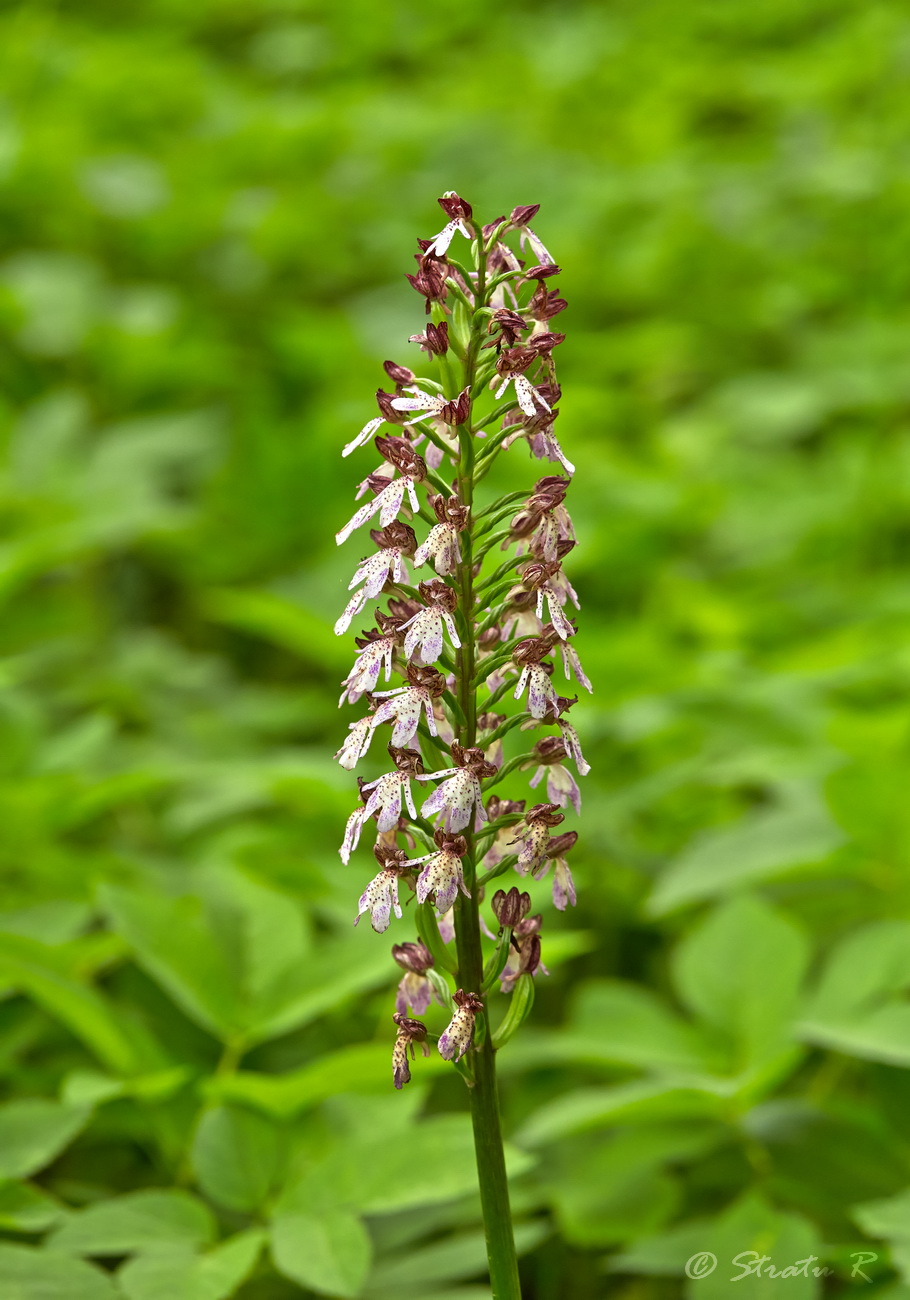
(332, 193, 590, 1299)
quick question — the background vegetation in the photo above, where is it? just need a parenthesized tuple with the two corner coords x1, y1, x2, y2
(0, 0, 907, 1295)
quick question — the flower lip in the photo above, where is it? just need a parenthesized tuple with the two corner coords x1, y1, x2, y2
(389, 744, 424, 776)
(526, 801, 566, 828)
(392, 1011, 428, 1039)
(369, 521, 418, 553)
(533, 736, 569, 763)
(406, 663, 446, 697)
(418, 578, 458, 612)
(372, 843, 411, 871)
(513, 633, 557, 666)
(452, 988, 484, 1013)
(450, 741, 498, 779)
(374, 435, 427, 481)
(432, 826, 468, 856)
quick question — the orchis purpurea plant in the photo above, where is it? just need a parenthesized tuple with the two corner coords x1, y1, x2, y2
(333, 193, 590, 1299)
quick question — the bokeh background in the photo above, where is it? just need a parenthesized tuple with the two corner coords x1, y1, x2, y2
(0, 1, 908, 1297)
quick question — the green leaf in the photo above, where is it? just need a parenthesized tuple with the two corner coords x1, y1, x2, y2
(204, 1045, 450, 1120)
(0, 1244, 118, 1299)
(687, 1194, 823, 1299)
(60, 1067, 191, 1108)
(191, 1106, 282, 1214)
(270, 1210, 371, 1299)
(47, 1190, 215, 1256)
(648, 796, 843, 915)
(852, 1187, 910, 1242)
(415, 902, 459, 975)
(798, 921, 910, 1066)
(365, 1222, 546, 1293)
(117, 1230, 265, 1300)
(279, 1113, 532, 1218)
(0, 1182, 66, 1233)
(672, 895, 809, 1069)
(803, 921, 910, 1020)
(492, 973, 535, 1049)
(0, 933, 147, 1074)
(98, 883, 244, 1040)
(518, 1080, 730, 1147)
(540, 1125, 717, 1249)
(610, 1192, 824, 1297)
(99, 875, 389, 1045)
(0, 1100, 90, 1179)
(562, 978, 720, 1072)
(201, 588, 348, 674)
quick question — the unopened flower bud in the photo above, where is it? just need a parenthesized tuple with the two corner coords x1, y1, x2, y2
(523, 264, 562, 281)
(439, 388, 471, 426)
(439, 191, 473, 221)
(406, 251, 448, 313)
(429, 492, 469, 531)
(510, 203, 540, 226)
(375, 387, 408, 424)
(546, 830, 578, 858)
(392, 941, 434, 974)
(383, 360, 416, 387)
(409, 321, 450, 356)
(486, 796, 526, 820)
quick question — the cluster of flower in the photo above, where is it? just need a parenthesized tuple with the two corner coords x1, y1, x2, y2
(332, 194, 591, 1085)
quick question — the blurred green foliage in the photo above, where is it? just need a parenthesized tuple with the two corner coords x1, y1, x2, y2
(0, 0, 907, 1295)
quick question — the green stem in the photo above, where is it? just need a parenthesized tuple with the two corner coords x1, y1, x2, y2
(451, 229, 522, 1300)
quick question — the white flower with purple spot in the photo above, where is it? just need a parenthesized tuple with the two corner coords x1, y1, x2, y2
(529, 760, 581, 815)
(360, 769, 419, 833)
(334, 716, 375, 770)
(369, 666, 445, 748)
(437, 989, 483, 1063)
(513, 662, 559, 719)
(414, 522, 461, 576)
(558, 640, 592, 692)
(339, 633, 397, 705)
(354, 847, 412, 933)
(342, 415, 386, 457)
(405, 830, 471, 914)
(494, 372, 552, 420)
(400, 604, 461, 665)
(335, 475, 421, 547)
(416, 744, 497, 834)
